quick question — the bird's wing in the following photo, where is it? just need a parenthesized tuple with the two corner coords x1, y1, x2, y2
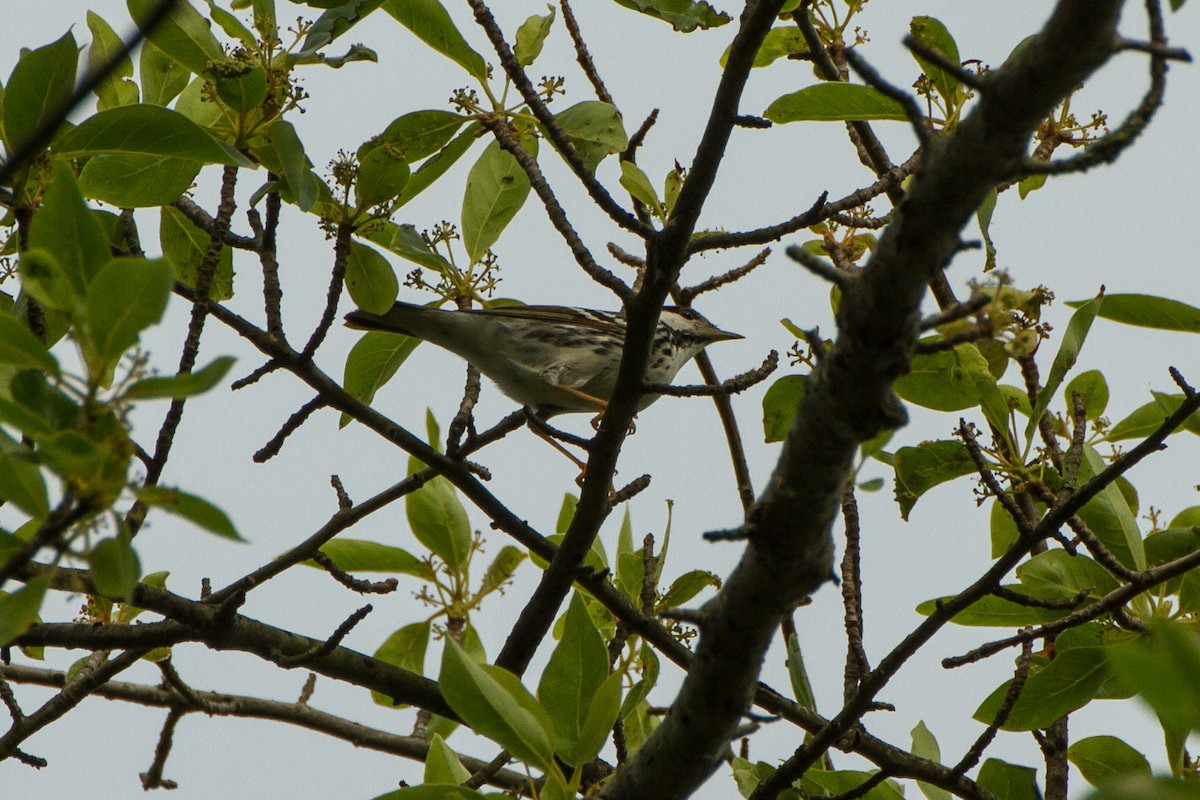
(475, 305, 626, 335)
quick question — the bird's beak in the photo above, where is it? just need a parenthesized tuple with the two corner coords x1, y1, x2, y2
(708, 326, 743, 342)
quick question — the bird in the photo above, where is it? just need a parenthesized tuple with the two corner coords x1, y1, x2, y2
(343, 301, 742, 417)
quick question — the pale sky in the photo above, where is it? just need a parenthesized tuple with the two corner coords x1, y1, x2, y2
(2, 2, 1198, 798)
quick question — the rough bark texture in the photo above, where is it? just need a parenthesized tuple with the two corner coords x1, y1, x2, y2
(601, 2, 1124, 797)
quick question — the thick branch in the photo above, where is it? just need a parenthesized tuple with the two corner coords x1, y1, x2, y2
(606, 3, 1127, 798)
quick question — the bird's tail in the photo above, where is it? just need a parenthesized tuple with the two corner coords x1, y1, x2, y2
(343, 301, 426, 338)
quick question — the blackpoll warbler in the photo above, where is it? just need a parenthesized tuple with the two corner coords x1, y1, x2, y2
(344, 301, 742, 416)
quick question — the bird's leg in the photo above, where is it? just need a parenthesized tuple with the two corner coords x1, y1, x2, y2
(524, 409, 592, 475)
(546, 384, 638, 434)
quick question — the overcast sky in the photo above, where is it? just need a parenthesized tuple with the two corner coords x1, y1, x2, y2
(2, 2, 1199, 799)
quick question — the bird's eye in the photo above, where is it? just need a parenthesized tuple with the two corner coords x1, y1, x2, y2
(677, 308, 698, 320)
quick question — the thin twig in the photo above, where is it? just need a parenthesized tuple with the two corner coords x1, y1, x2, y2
(840, 484, 869, 703)
(128, 164, 239, 537)
(902, 34, 986, 90)
(786, 245, 849, 287)
(301, 223, 351, 358)
(480, 117, 630, 299)
(844, 47, 932, 151)
(951, 638, 1034, 775)
(560, 0, 613, 104)
(466, 0, 650, 236)
(677, 248, 770, 304)
(275, 605, 373, 667)
(645, 351, 778, 397)
(253, 396, 328, 463)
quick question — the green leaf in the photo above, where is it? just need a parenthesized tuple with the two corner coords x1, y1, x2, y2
(56, 104, 252, 166)
(618, 160, 662, 215)
(206, 0, 257, 46)
(977, 759, 1039, 800)
(892, 440, 975, 520)
(611, 0, 731, 32)
(79, 153, 204, 208)
(268, 120, 321, 212)
(30, 160, 111, 289)
(424, 733, 471, 785)
(552, 101, 628, 174)
(364, 224, 451, 275)
(1016, 549, 1119, 602)
(916, 590, 1065, 627)
(0, 576, 49, 647)
(140, 41, 191, 106)
(762, 374, 805, 443)
(619, 643, 659, 723)
(574, 671, 622, 766)
(440, 639, 556, 770)
(1018, 173, 1047, 199)
(461, 138, 534, 263)
(89, 537, 142, 600)
(973, 624, 1109, 730)
(911, 721, 951, 800)
(395, 122, 481, 210)
(1064, 369, 1109, 420)
(84, 258, 174, 363)
(125, 356, 235, 400)
(373, 785, 487, 800)
(990, 499, 1020, 557)
(173, 77, 222, 128)
(1026, 290, 1103, 442)
(38, 430, 113, 490)
(1170, 507, 1200, 528)
(371, 620, 431, 707)
(3, 31, 77, 150)
(0, 313, 59, 376)
(364, 110, 466, 165)
(556, 493, 578, 534)
(346, 242, 400, 315)
(87, 12, 139, 110)
(1076, 445, 1146, 571)
(159, 205, 235, 301)
(292, 0, 387, 63)
(801, 769, 905, 800)
(538, 593, 611, 766)
(720, 26, 808, 68)
(128, 0, 225, 75)
(976, 188, 997, 271)
(515, 6, 555, 66)
(0, 398, 55, 441)
(1066, 293, 1200, 334)
(1106, 620, 1200, 732)
(356, 144, 411, 209)
(137, 486, 242, 540)
(382, 0, 487, 80)
(8, 372, 80, 432)
(765, 83, 909, 123)
(1107, 392, 1200, 442)
(406, 470, 472, 571)
(785, 632, 816, 712)
(896, 344, 1003, 417)
(477, 545, 525, 598)
(909, 17, 963, 108)
(1068, 735, 1151, 787)
(314, 539, 433, 578)
(1088, 776, 1200, 800)
(212, 63, 268, 113)
(0, 450, 50, 519)
(658, 569, 721, 610)
(340, 330, 420, 427)
(18, 249, 81, 316)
